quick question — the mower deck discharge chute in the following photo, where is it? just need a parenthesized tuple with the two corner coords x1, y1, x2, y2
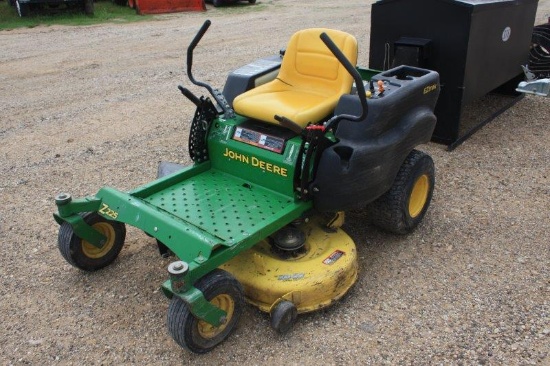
(54, 20, 440, 353)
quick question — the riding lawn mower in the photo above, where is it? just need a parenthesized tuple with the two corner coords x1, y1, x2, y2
(54, 20, 440, 353)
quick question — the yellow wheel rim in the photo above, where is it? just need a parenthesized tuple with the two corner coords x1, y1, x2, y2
(409, 174, 430, 218)
(197, 294, 235, 339)
(81, 222, 116, 259)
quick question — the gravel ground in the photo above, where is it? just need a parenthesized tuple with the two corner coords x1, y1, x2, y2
(1, 1, 549, 364)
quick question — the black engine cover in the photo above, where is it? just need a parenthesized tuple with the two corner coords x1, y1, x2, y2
(311, 66, 440, 212)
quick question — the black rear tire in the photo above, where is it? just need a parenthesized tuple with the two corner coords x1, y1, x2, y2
(167, 269, 244, 354)
(366, 149, 435, 234)
(58, 212, 126, 271)
(212, 0, 222, 6)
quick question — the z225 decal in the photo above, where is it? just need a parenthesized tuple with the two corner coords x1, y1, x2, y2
(99, 203, 119, 219)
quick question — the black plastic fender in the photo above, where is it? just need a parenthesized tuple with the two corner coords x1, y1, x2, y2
(311, 66, 440, 212)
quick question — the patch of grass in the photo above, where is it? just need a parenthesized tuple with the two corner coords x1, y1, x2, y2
(0, 0, 149, 30)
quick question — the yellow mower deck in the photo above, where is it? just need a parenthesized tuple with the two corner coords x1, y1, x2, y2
(221, 216, 358, 314)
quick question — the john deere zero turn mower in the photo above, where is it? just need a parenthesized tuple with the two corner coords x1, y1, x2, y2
(54, 21, 440, 353)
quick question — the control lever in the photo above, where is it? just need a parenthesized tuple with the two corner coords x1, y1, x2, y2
(274, 115, 303, 134)
(186, 20, 235, 119)
(319, 32, 368, 131)
(178, 86, 201, 107)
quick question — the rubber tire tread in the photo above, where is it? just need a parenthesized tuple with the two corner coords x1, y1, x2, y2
(366, 149, 435, 235)
(167, 269, 244, 354)
(57, 212, 126, 271)
(270, 300, 297, 334)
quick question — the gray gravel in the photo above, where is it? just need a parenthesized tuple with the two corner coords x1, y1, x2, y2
(1, 0, 549, 364)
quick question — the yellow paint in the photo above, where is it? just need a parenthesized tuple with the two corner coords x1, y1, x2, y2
(81, 222, 115, 259)
(197, 294, 235, 339)
(221, 216, 358, 314)
(423, 84, 437, 94)
(233, 28, 358, 128)
(409, 174, 430, 218)
(223, 148, 288, 177)
(252, 253, 267, 275)
(326, 211, 345, 230)
(222, 148, 250, 164)
(99, 203, 118, 220)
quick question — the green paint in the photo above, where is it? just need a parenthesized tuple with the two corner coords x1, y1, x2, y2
(55, 113, 313, 326)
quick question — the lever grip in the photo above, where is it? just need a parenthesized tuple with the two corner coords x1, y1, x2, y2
(274, 115, 303, 134)
(178, 85, 201, 107)
(187, 20, 211, 85)
(319, 32, 368, 129)
(188, 20, 211, 55)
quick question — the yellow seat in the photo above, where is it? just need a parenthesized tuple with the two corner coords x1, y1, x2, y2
(233, 28, 358, 129)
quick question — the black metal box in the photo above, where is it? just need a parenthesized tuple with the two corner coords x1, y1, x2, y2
(369, 0, 538, 146)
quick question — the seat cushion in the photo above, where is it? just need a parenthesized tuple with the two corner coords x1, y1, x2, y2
(233, 28, 358, 129)
(233, 79, 340, 127)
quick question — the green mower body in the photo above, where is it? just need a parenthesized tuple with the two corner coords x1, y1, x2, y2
(54, 20, 440, 353)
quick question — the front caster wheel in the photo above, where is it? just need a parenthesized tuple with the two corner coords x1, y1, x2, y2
(58, 212, 126, 271)
(167, 269, 244, 354)
(367, 149, 435, 234)
(270, 300, 297, 334)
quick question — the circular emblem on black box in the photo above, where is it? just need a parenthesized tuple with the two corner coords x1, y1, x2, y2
(502, 26, 511, 42)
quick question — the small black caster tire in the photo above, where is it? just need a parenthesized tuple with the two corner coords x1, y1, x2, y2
(58, 212, 126, 271)
(16, 0, 30, 16)
(270, 300, 297, 334)
(367, 149, 435, 234)
(167, 269, 244, 354)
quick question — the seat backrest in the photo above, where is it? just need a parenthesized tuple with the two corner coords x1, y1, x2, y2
(278, 28, 358, 96)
